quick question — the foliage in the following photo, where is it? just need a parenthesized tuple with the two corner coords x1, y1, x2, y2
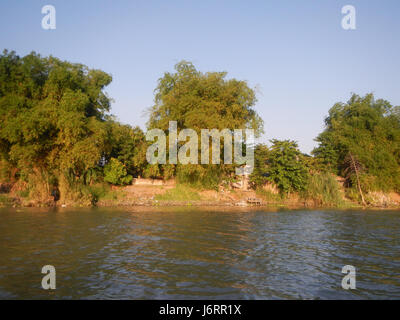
(313, 93, 400, 192)
(0, 50, 112, 175)
(147, 60, 264, 187)
(0, 194, 14, 207)
(265, 139, 309, 194)
(302, 172, 343, 207)
(0, 50, 146, 203)
(0, 50, 114, 200)
(155, 184, 201, 201)
(2, 50, 400, 207)
(103, 158, 133, 185)
(107, 120, 147, 177)
(175, 164, 222, 190)
(147, 60, 264, 135)
(255, 188, 282, 202)
(343, 152, 366, 205)
(249, 144, 269, 189)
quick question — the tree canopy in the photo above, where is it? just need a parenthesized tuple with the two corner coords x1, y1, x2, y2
(0, 50, 145, 203)
(147, 61, 264, 136)
(265, 139, 309, 194)
(146, 61, 264, 187)
(1, 50, 399, 206)
(313, 93, 400, 192)
(0, 50, 112, 178)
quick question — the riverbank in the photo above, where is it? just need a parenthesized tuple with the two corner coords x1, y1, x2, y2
(1, 183, 399, 210)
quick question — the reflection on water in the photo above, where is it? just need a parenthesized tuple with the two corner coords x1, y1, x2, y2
(0, 207, 399, 299)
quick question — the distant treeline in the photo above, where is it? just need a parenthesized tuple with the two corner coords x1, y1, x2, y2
(1, 50, 399, 206)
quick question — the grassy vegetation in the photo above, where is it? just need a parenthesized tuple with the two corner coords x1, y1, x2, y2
(155, 184, 201, 201)
(57, 182, 124, 206)
(80, 184, 127, 205)
(256, 189, 283, 202)
(302, 172, 344, 207)
(0, 194, 12, 207)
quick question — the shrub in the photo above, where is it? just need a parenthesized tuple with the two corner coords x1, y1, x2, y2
(104, 158, 133, 185)
(266, 139, 309, 194)
(303, 172, 343, 207)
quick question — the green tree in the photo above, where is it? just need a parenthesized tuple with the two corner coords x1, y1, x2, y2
(313, 93, 400, 192)
(0, 50, 127, 202)
(266, 139, 309, 194)
(0, 50, 112, 175)
(146, 60, 264, 187)
(107, 120, 147, 177)
(249, 143, 269, 189)
(147, 61, 264, 135)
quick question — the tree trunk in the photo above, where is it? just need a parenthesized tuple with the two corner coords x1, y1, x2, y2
(350, 154, 366, 206)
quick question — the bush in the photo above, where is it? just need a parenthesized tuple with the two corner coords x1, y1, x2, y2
(303, 172, 343, 207)
(266, 139, 309, 194)
(104, 158, 133, 185)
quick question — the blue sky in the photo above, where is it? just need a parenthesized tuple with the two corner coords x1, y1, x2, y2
(1, 0, 399, 153)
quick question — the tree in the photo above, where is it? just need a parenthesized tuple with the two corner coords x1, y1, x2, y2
(343, 152, 366, 205)
(0, 50, 127, 201)
(146, 60, 264, 187)
(147, 61, 264, 135)
(107, 120, 147, 177)
(266, 139, 309, 194)
(249, 144, 269, 188)
(0, 50, 112, 175)
(313, 93, 400, 192)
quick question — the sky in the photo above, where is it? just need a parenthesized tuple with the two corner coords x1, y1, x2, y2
(1, 0, 399, 154)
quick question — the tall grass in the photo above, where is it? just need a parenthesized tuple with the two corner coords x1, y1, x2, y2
(155, 184, 201, 201)
(176, 165, 221, 190)
(0, 194, 12, 207)
(256, 188, 282, 202)
(72, 183, 123, 205)
(303, 172, 343, 207)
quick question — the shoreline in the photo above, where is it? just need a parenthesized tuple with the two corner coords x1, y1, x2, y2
(3, 203, 400, 213)
(2, 183, 400, 210)
(3, 197, 399, 211)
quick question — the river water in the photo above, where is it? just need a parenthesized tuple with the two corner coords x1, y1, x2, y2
(0, 207, 399, 299)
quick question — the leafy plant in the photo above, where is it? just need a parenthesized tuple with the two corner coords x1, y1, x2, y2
(103, 158, 132, 185)
(266, 139, 309, 194)
(146, 60, 264, 189)
(303, 172, 343, 207)
(313, 93, 400, 193)
(249, 144, 269, 189)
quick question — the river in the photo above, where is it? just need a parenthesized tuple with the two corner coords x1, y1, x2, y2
(0, 207, 399, 299)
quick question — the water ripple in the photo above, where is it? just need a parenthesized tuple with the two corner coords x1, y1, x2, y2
(0, 207, 399, 299)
